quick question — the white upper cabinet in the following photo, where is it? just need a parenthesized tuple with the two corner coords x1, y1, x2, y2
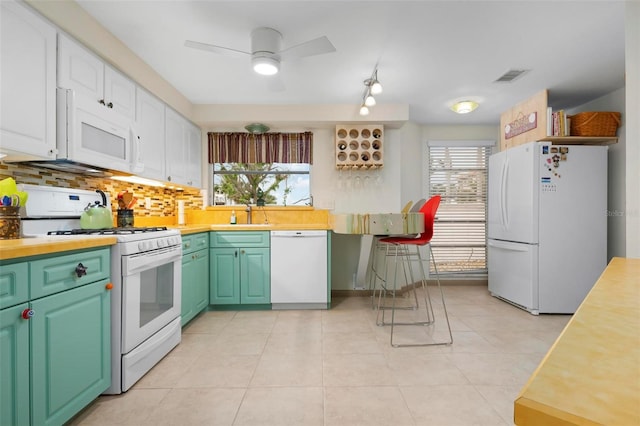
(186, 121, 203, 188)
(58, 34, 135, 121)
(0, 0, 57, 160)
(165, 107, 202, 188)
(136, 87, 166, 181)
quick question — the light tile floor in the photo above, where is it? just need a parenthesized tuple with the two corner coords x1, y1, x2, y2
(69, 285, 570, 426)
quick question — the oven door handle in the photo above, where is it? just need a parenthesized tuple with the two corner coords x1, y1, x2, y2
(123, 246, 181, 276)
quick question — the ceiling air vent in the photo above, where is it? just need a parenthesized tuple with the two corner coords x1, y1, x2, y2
(494, 69, 529, 83)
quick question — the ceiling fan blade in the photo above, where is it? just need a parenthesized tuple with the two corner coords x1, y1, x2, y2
(184, 40, 250, 58)
(279, 36, 335, 59)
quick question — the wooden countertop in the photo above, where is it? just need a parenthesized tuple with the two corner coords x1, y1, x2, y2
(173, 224, 331, 234)
(0, 224, 331, 259)
(514, 257, 640, 426)
(0, 236, 117, 261)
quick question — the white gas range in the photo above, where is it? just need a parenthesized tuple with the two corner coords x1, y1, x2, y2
(20, 184, 182, 394)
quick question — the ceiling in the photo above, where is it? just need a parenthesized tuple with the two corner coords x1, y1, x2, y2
(76, 0, 626, 126)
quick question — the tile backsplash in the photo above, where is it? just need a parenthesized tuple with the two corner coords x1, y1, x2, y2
(0, 163, 204, 216)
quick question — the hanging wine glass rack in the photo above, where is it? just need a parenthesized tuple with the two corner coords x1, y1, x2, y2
(335, 125, 384, 169)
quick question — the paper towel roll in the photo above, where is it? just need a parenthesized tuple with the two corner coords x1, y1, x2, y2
(177, 200, 185, 225)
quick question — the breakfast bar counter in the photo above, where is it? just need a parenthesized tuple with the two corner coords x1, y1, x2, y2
(514, 257, 640, 425)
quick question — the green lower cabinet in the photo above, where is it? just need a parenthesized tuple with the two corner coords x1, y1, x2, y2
(0, 303, 30, 426)
(181, 248, 209, 325)
(239, 247, 270, 304)
(30, 278, 111, 426)
(210, 247, 270, 305)
(209, 248, 240, 304)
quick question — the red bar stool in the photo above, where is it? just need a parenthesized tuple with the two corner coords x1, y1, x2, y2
(375, 195, 453, 347)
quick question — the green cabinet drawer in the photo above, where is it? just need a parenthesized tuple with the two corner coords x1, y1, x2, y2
(210, 231, 270, 248)
(182, 232, 209, 255)
(30, 248, 110, 300)
(0, 261, 29, 309)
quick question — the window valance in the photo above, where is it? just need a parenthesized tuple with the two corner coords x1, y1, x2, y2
(208, 132, 313, 164)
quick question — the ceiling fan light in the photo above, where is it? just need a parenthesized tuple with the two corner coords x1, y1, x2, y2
(450, 100, 479, 114)
(359, 105, 370, 116)
(370, 80, 383, 95)
(364, 94, 376, 107)
(252, 56, 279, 75)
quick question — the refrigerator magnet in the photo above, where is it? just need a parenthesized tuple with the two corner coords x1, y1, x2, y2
(552, 154, 560, 167)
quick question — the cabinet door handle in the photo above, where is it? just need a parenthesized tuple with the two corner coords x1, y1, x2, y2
(75, 262, 88, 278)
(107, 102, 113, 108)
(241, 249, 245, 255)
(235, 250, 238, 258)
(99, 99, 106, 105)
(22, 309, 34, 320)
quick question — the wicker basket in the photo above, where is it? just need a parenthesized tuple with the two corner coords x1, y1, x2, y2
(569, 112, 621, 137)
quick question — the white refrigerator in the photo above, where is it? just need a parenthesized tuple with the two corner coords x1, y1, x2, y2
(488, 141, 607, 314)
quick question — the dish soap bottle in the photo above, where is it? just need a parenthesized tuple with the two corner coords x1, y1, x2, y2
(230, 210, 236, 224)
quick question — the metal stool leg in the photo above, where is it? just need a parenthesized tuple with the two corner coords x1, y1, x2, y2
(388, 243, 453, 348)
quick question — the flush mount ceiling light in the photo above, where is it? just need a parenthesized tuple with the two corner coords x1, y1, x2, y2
(359, 67, 383, 116)
(252, 54, 280, 76)
(450, 100, 479, 114)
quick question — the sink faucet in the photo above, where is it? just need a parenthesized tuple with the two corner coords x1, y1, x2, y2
(245, 204, 252, 224)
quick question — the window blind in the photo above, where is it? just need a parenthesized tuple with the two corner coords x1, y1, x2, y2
(428, 144, 491, 276)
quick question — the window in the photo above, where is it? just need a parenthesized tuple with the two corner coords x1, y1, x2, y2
(213, 163, 310, 206)
(208, 131, 313, 206)
(426, 141, 492, 277)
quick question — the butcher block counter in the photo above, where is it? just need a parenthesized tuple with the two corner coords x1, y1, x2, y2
(0, 236, 117, 260)
(514, 257, 640, 425)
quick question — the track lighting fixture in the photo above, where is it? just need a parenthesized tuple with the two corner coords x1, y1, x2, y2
(359, 68, 383, 116)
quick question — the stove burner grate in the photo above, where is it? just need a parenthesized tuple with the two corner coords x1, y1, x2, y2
(48, 227, 169, 236)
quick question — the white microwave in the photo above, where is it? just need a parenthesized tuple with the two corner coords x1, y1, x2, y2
(55, 88, 143, 174)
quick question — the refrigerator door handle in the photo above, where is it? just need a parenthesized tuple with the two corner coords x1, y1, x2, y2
(488, 240, 530, 251)
(501, 159, 509, 228)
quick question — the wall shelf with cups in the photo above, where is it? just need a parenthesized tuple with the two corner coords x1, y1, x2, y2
(335, 125, 384, 170)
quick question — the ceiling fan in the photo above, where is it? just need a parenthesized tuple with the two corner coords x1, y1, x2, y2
(184, 27, 336, 77)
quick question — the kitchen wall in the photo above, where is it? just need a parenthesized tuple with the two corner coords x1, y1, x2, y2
(0, 162, 203, 219)
(567, 88, 626, 260)
(626, 0, 640, 258)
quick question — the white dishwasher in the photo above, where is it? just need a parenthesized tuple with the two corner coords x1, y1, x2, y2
(270, 230, 328, 309)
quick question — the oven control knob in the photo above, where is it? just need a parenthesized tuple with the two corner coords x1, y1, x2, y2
(138, 242, 145, 251)
(157, 239, 165, 248)
(22, 309, 34, 319)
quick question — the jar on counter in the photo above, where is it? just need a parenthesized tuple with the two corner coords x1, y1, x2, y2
(117, 209, 134, 227)
(0, 206, 21, 239)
